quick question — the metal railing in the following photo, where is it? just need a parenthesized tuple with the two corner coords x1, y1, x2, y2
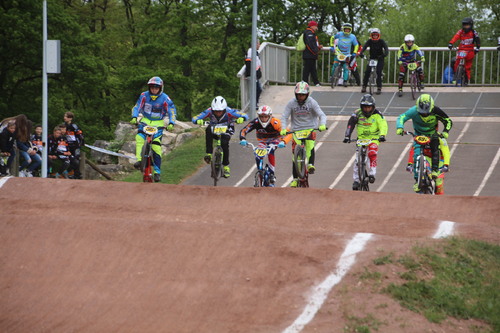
(237, 42, 499, 112)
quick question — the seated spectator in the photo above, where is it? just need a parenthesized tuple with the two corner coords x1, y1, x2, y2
(442, 57, 457, 85)
(16, 116, 41, 177)
(63, 112, 84, 179)
(0, 121, 16, 176)
(48, 125, 72, 179)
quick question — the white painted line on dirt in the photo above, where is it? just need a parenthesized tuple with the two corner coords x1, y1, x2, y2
(474, 147, 500, 196)
(234, 165, 256, 187)
(432, 221, 455, 238)
(280, 122, 338, 188)
(0, 176, 12, 189)
(328, 153, 355, 189)
(282, 233, 373, 333)
(376, 141, 412, 192)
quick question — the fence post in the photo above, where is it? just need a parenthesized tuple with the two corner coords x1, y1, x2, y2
(80, 151, 86, 179)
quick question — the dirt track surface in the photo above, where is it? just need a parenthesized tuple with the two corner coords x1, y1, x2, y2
(1, 178, 499, 332)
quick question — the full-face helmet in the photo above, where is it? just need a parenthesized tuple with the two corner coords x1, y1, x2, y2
(404, 34, 415, 43)
(294, 81, 310, 105)
(211, 96, 228, 112)
(342, 23, 353, 35)
(462, 17, 474, 32)
(360, 94, 376, 117)
(257, 105, 272, 127)
(416, 94, 434, 117)
(370, 28, 381, 40)
(147, 76, 163, 95)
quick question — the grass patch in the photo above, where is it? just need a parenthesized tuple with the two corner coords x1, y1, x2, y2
(384, 237, 500, 331)
(343, 313, 385, 333)
(120, 133, 206, 184)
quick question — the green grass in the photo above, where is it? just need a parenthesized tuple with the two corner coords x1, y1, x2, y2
(383, 237, 500, 331)
(120, 133, 206, 184)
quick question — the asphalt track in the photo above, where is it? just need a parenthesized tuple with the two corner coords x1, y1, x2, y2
(183, 86, 500, 197)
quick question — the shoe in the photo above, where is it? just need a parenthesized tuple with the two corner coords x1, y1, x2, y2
(204, 154, 212, 164)
(18, 170, 26, 177)
(398, 89, 403, 97)
(26, 170, 34, 178)
(133, 161, 141, 169)
(361, 86, 367, 93)
(413, 183, 421, 193)
(431, 170, 439, 179)
(308, 165, 315, 174)
(223, 165, 230, 178)
(376, 88, 381, 95)
(315, 83, 321, 87)
(352, 181, 360, 191)
(290, 179, 298, 188)
(269, 173, 276, 184)
(343, 81, 348, 87)
(419, 83, 425, 90)
(154, 173, 161, 182)
(368, 175, 375, 183)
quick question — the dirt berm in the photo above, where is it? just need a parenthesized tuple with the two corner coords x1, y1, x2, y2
(1, 178, 498, 332)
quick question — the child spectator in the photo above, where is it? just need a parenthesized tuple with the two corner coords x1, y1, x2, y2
(63, 112, 84, 179)
(16, 116, 42, 177)
(0, 121, 16, 176)
(48, 125, 72, 179)
(30, 124, 43, 176)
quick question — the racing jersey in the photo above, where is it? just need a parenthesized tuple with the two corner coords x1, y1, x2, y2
(192, 107, 248, 135)
(240, 117, 282, 141)
(132, 91, 177, 124)
(449, 29, 480, 51)
(281, 97, 327, 132)
(331, 32, 359, 56)
(64, 122, 84, 148)
(345, 109, 388, 143)
(48, 134, 71, 159)
(30, 133, 43, 153)
(396, 106, 452, 136)
(397, 44, 425, 63)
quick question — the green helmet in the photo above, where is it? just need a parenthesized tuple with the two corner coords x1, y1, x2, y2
(342, 23, 353, 35)
(416, 94, 434, 117)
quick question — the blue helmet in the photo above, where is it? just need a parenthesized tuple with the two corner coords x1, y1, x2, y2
(147, 76, 163, 95)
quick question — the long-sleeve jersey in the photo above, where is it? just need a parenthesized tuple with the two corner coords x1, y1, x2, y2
(30, 133, 43, 153)
(408, 137, 450, 166)
(131, 91, 176, 124)
(344, 109, 388, 142)
(330, 32, 359, 55)
(64, 122, 84, 148)
(397, 44, 425, 63)
(281, 97, 327, 132)
(359, 39, 389, 59)
(240, 117, 282, 141)
(48, 134, 71, 159)
(397, 106, 453, 136)
(449, 29, 480, 51)
(192, 107, 248, 135)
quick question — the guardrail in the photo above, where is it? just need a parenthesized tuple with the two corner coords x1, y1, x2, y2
(237, 42, 499, 112)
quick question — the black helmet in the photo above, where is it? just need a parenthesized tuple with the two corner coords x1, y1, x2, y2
(462, 17, 473, 32)
(360, 94, 376, 117)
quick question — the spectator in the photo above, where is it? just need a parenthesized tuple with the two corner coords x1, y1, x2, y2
(15, 116, 41, 177)
(0, 121, 16, 176)
(245, 40, 263, 109)
(63, 112, 84, 179)
(47, 125, 72, 179)
(442, 57, 456, 85)
(302, 20, 323, 86)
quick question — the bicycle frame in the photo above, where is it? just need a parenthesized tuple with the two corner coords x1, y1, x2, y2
(245, 142, 278, 187)
(406, 131, 434, 195)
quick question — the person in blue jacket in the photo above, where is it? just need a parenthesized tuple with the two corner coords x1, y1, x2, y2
(192, 96, 248, 178)
(442, 57, 456, 85)
(130, 76, 177, 182)
(330, 23, 359, 87)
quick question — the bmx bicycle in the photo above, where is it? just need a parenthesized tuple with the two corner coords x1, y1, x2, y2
(138, 123, 164, 183)
(245, 142, 280, 187)
(453, 48, 468, 87)
(287, 128, 321, 188)
(331, 53, 356, 89)
(210, 124, 230, 187)
(367, 59, 378, 95)
(353, 138, 376, 191)
(405, 131, 435, 195)
(407, 62, 422, 100)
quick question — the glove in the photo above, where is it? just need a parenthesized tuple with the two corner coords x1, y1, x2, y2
(343, 136, 351, 143)
(196, 119, 204, 125)
(474, 48, 479, 54)
(379, 135, 386, 142)
(442, 164, 449, 173)
(396, 128, 404, 136)
(236, 117, 244, 124)
(318, 124, 327, 132)
(239, 140, 247, 146)
(280, 129, 288, 136)
(448, 43, 453, 50)
(351, 53, 357, 58)
(359, 53, 364, 59)
(406, 164, 413, 173)
(421, 57, 425, 63)
(398, 61, 403, 65)
(441, 132, 449, 139)
(167, 123, 174, 131)
(278, 141, 286, 148)
(130, 118, 137, 125)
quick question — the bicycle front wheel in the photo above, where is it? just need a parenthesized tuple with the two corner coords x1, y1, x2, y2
(455, 66, 464, 87)
(294, 145, 307, 179)
(331, 66, 342, 89)
(211, 146, 223, 186)
(410, 73, 417, 100)
(368, 71, 376, 95)
(416, 155, 429, 193)
(140, 141, 151, 173)
(254, 170, 264, 187)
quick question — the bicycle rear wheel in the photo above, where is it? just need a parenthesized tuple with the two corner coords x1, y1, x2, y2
(293, 145, 307, 179)
(211, 146, 223, 186)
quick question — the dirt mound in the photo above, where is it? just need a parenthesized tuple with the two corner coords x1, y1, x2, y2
(0, 178, 498, 332)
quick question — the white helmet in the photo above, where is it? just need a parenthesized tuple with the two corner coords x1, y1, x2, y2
(211, 96, 227, 111)
(404, 34, 415, 42)
(257, 105, 272, 127)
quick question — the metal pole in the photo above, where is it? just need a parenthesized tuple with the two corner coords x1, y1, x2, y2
(42, 0, 48, 178)
(249, 0, 257, 118)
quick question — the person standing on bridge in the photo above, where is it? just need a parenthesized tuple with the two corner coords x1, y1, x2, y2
(301, 20, 323, 86)
(396, 94, 453, 182)
(343, 94, 388, 191)
(280, 81, 327, 188)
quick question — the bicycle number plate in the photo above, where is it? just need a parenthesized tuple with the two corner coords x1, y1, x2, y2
(369, 59, 378, 67)
(143, 126, 158, 135)
(458, 51, 467, 58)
(414, 135, 431, 145)
(213, 125, 228, 134)
(337, 53, 347, 61)
(407, 62, 418, 71)
(294, 130, 311, 140)
(254, 148, 268, 157)
(356, 139, 372, 146)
